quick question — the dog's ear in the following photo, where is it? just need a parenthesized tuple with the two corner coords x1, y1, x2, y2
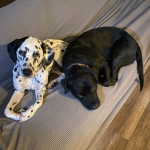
(82, 67, 99, 83)
(61, 76, 70, 94)
(41, 43, 55, 68)
(7, 37, 29, 63)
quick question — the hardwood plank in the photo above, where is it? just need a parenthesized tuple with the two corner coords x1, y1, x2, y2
(112, 137, 128, 150)
(124, 141, 135, 150)
(105, 134, 128, 150)
(131, 144, 145, 150)
(146, 139, 150, 150)
(127, 102, 150, 150)
(119, 93, 150, 140)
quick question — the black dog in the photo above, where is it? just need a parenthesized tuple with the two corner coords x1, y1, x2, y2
(61, 27, 144, 110)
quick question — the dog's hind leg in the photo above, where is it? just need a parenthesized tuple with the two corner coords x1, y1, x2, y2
(19, 86, 46, 122)
(4, 90, 25, 120)
(109, 36, 136, 82)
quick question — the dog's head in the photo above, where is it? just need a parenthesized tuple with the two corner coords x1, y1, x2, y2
(61, 66, 100, 110)
(7, 37, 55, 77)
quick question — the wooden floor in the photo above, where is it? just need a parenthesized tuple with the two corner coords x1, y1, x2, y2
(95, 65, 150, 150)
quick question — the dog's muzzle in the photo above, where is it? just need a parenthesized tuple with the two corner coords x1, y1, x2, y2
(22, 68, 32, 77)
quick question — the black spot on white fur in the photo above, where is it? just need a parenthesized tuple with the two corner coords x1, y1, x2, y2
(35, 77, 40, 84)
(14, 67, 17, 72)
(33, 58, 37, 64)
(25, 47, 29, 52)
(23, 63, 27, 66)
(35, 45, 38, 49)
(13, 102, 17, 105)
(48, 51, 51, 54)
(18, 56, 22, 60)
(25, 57, 28, 61)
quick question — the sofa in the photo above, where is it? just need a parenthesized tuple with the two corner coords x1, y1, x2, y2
(0, 0, 150, 150)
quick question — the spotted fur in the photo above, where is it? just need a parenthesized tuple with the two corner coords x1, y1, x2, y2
(5, 37, 68, 122)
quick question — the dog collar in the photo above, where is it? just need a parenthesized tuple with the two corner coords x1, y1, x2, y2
(67, 63, 89, 70)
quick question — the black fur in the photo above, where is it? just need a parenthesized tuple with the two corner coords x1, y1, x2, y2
(41, 43, 55, 68)
(62, 27, 144, 110)
(7, 37, 29, 63)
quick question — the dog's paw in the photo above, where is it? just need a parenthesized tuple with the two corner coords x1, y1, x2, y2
(102, 78, 117, 87)
(19, 107, 36, 122)
(4, 109, 21, 121)
(110, 78, 117, 85)
(47, 80, 59, 89)
(16, 107, 29, 114)
(11, 113, 21, 121)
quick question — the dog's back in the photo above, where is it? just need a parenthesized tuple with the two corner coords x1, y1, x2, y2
(62, 27, 132, 68)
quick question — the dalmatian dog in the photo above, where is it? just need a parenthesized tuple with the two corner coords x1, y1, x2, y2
(4, 36, 68, 122)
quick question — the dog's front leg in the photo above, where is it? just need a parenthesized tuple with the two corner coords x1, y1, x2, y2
(19, 86, 46, 122)
(100, 63, 117, 87)
(4, 90, 25, 120)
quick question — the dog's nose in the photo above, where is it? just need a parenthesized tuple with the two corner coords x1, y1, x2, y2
(90, 101, 100, 110)
(23, 68, 32, 76)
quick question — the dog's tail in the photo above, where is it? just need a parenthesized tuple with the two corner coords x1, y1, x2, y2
(136, 44, 144, 91)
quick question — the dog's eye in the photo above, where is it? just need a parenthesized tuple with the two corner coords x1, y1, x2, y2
(78, 95, 83, 98)
(19, 50, 25, 56)
(33, 52, 40, 57)
(91, 87, 96, 92)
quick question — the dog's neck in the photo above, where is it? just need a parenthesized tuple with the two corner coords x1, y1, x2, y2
(67, 63, 89, 70)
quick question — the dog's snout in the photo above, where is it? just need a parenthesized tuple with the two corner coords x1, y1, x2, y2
(89, 101, 100, 110)
(23, 68, 32, 76)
